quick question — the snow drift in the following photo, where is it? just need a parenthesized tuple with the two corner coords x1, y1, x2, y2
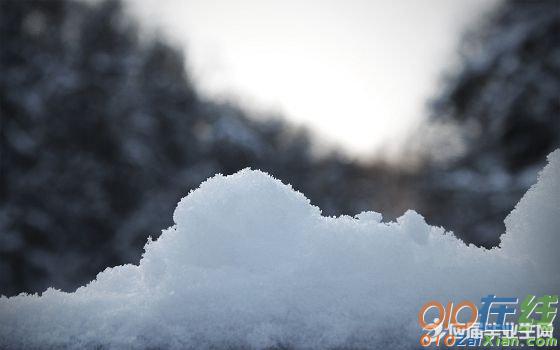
(1, 150, 559, 349)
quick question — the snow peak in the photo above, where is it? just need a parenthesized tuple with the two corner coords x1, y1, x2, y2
(418, 295, 558, 347)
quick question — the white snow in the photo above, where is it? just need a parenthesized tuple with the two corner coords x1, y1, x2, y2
(1, 150, 559, 349)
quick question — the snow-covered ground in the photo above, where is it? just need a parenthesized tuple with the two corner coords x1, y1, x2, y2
(1, 150, 559, 349)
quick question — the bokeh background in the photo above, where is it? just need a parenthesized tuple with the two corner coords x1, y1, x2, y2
(1, 0, 559, 296)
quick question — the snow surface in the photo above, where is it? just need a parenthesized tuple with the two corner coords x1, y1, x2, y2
(1, 150, 559, 349)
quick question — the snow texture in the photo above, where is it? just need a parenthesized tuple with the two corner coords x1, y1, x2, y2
(1, 150, 559, 349)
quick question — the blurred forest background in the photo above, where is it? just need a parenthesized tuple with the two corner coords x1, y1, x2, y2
(1, 0, 559, 296)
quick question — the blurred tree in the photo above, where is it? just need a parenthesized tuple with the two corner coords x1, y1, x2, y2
(0, 0, 379, 295)
(418, 0, 560, 247)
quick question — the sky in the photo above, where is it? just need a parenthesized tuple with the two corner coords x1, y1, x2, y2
(126, 0, 499, 157)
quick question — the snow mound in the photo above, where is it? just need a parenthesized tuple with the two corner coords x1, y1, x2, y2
(1, 150, 559, 349)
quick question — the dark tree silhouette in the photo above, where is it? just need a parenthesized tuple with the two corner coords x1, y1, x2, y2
(0, 0, 376, 295)
(416, 0, 560, 246)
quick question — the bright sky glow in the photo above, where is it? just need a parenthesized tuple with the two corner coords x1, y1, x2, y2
(127, 0, 498, 157)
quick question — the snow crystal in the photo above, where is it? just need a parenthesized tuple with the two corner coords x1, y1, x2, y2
(1, 150, 559, 349)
